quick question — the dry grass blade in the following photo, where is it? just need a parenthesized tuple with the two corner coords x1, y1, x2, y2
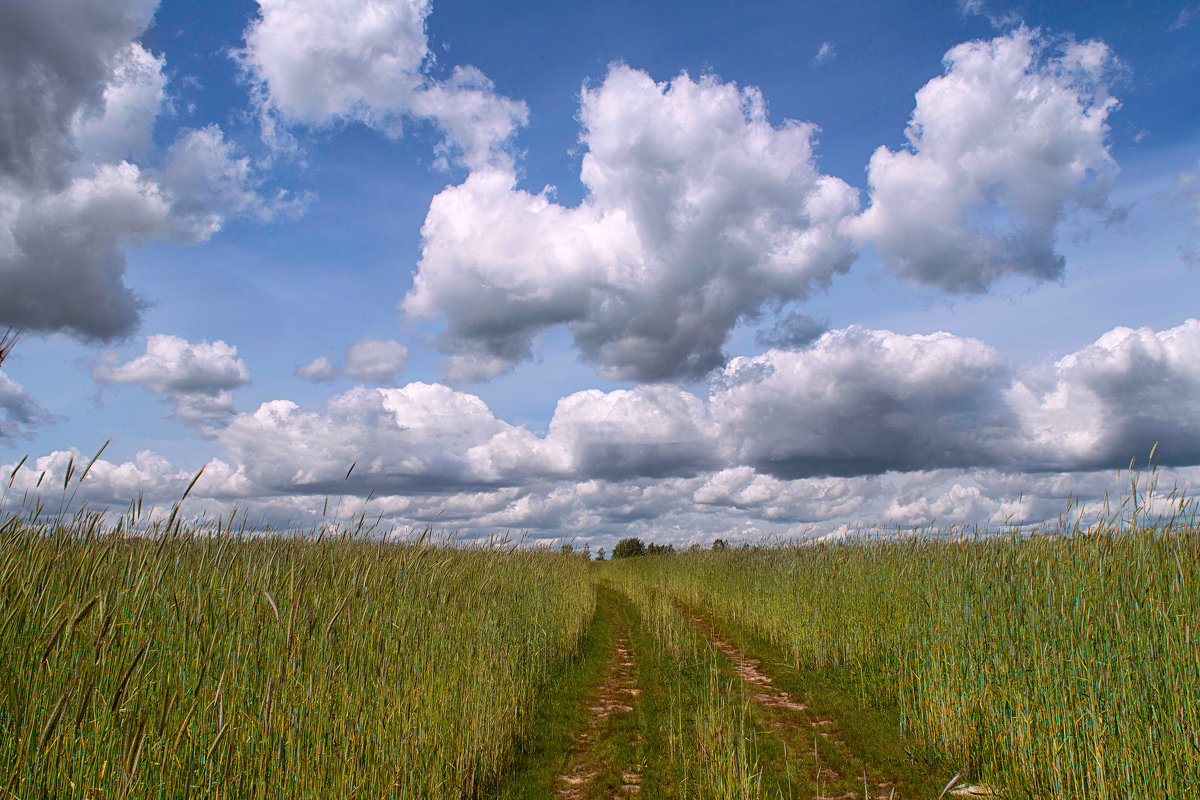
(323, 591, 351, 637)
(939, 770, 963, 799)
(0, 327, 21, 367)
(120, 716, 148, 800)
(205, 721, 230, 763)
(39, 615, 68, 663)
(262, 589, 280, 623)
(74, 440, 110, 489)
(181, 465, 205, 502)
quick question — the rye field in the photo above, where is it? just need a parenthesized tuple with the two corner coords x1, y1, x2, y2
(1, 473, 1197, 799)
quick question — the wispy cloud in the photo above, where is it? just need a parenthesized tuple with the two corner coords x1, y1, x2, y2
(1171, 5, 1197, 31)
(813, 41, 836, 67)
(958, 0, 1023, 28)
(296, 338, 409, 385)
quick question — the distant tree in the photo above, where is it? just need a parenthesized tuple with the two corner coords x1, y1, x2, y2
(596, 547, 606, 561)
(712, 538, 728, 550)
(612, 537, 646, 559)
(582, 544, 591, 560)
(646, 542, 675, 555)
(559, 543, 573, 554)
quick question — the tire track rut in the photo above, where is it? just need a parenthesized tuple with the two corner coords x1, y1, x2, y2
(556, 630, 643, 799)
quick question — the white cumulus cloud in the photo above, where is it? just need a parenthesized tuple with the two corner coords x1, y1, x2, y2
(710, 326, 1017, 477)
(546, 386, 719, 478)
(405, 65, 861, 382)
(851, 28, 1120, 292)
(220, 383, 551, 495)
(1010, 318, 1200, 470)
(240, 0, 527, 169)
(94, 334, 252, 427)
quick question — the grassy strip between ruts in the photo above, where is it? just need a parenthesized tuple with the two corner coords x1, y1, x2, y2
(680, 603, 956, 799)
(605, 574, 764, 799)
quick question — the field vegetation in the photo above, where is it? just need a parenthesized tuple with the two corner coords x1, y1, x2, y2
(605, 472, 1200, 798)
(0, 496, 593, 799)
(1, 420, 1196, 798)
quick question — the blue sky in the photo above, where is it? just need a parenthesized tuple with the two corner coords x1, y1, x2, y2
(2, 0, 1198, 547)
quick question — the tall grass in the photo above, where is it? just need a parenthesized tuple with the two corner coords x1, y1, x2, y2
(609, 477, 1200, 799)
(0, 505, 594, 799)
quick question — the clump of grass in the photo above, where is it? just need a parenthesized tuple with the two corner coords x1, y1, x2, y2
(0, 499, 595, 798)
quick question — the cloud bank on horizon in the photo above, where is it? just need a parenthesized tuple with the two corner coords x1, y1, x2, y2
(7, 319, 1200, 541)
(1, 0, 1198, 546)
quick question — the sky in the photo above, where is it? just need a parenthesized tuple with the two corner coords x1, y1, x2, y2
(1, 0, 1199, 549)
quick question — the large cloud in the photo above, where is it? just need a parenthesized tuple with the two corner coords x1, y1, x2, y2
(546, 386, 719, 479)
(211, 320, 1200, 501)
(220, 383, 556, 495)
(711, 326, 1018, 477)
(240, 0, 527, 169)
(712, 321, 1200, 479)
(1010, 319, 1200, 470)
(0, 0, 158, 186)
(242, 0, 429, 126)
(94, 334, 252, 427)
(405, 65, 861, 382)
(223, 383, 718, 501)
(0, 0, 300, 341)
(1, 162, 170, 338)
(851, 28, 1120, 292)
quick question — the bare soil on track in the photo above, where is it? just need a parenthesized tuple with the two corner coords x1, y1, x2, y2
(556, 629, 644, 799)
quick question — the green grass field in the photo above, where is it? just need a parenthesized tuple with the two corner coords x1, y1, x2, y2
(2, 476, 1197, 799)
